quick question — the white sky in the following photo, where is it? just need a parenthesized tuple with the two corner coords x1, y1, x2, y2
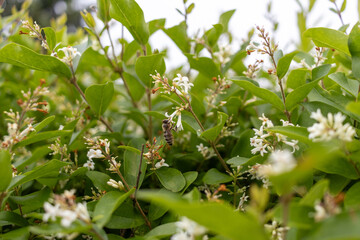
(75, 0, 359, 69)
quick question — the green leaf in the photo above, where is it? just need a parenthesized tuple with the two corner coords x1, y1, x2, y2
(123, 138, 147, 188)
(42, 27, 56, 51)
(145, 222, 177, 238)
(300, 179, 328, 206)
(86, 171, 113, 192)
(117, 145, 141, 154)
(0, 43, 72, 78)
(30, 223, 92, 236)
(185, 54, 221, 79)
(94, 189, 135, 228)
(277, 51, 299, 79)
(285, 79, 320, 111)
(8, 160, 69, 190)
(14, 130, 72, 148)
(348, 22, 360, 79)
(346, 101, 360, 117)
(303, 27, 350, 55)
(155, 167, 186, 192)
(267, 126, 312, 144)
(312, 64, 331, 81)
(139, 191, 268, 240)
(204, 24, 223, 47)
(201, 112, 228, 142)
(328, 72, 359, 97)
(0, 150, 12, 192)
(306, 211, 360, 240)
(148, 18, 166, 35)
(203, 168, 232, 185)
(0, 212, 28, 227)
(181, 171, 198, 194)
(232, 78, 284, 111)
(85, 82, 114, 117)
(29, 115, 56, 136)
(341, 0, 347, 12)
(135, 54, 166, 87)
(163, 21, 190, 52)
(344, 182, 360, 209)
(1, 227, 30, 240)
(219, 9, 236, 33)
(122, 72, 145, 101)
(14, 146, 51, 171)
(97, 0, 110, 22)
(109, 0, 149, 45)
(9, 188, 51, 214)
(286, 68, 310, 89)
(226, 156, 250, 168)
(186, 3, 195, 14)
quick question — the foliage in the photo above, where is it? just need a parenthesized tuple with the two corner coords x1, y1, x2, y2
(1, 0, 360, 239)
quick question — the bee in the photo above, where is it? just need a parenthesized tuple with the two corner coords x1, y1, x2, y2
(162, 119, 176, 146)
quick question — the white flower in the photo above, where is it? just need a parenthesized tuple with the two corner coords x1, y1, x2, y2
(214, 44, 232, 65)
(83, 159, 95, 170)
(173, 217, 207, 238)
(19, 123, 35, 138)
(7, 123, 18, 136)
(57, 46, 81, 66)
(313, 203, 327, 222)
(75, 202, 90, 222)
(259, 149, 296, 176)
(107, 179, 125, 190)
(176, 114, 183, 131)
(155, 159, 169, 169)
(173, 74, 194, 94)
(87, 149, 105, 160)
(58, 125, 64, 130)
(59, 209, 77, 227)
(307, 109, 355, 142)
(43, 202, 60, 222)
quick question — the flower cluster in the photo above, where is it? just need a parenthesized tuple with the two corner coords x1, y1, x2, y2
(165, 105, 185, 132)
(243, 59, 263, 79)
(205, 76, 232, 111)
(250, 114, 299, 156)
(264, 221, 289, 240)
(214, 44, 232, 65)
(196, 143, 215, 160)
(43, 190, 91, 228)
(53, 46, 81, 67)
(312, 193, 342, 222)
(107, 179, 125, 190)
(258, 149, 297, 176)
(203, 184, 229, 202)
(84, 137, 111, 170)
(143, 137, 169, 170)
(20, 20, 49, 50)
(307, 109, 355, 142)
(1, 79, 49, 149)
(171, 217, 208, 240)
(152, 72, 194, 97)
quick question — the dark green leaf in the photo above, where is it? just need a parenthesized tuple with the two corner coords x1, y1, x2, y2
(0, 227, 30, 240)
(328, 72, 359, 97)
(42, 27, 56, 51)
(29, 115, 56, 136)
(117, 145, 141, 154)
(348, 22, 360, 79)
(14, 146, 52, 171)
(15, 130, 72, 148)
(155, 167, 186, 192)
(226, 156, 250, 168)
(185, 53, 221, 79)
(201, 112, 228, 142)
(277, 51, 299, 79)
(181, 171, 198, 194)
(122, 72, 145, 101)
(145, 222, 177, 238)
(0, 212, 28, 227)
(123, 138, 146, 188)
(94, 189, 135, 227)
(135, 54, 166, 87)
(232, 78, 284, 111)
(303, 27, 350, 55)
(300, 179, 328, 206)
(0, 43, 71, 78)
(312, 64, 331, 81)
(345, 182, 360, 209)
(0, 150, 12, 192)
(203, 168, 232, 185)
(86, 171, 113, 192)
(85, 82, 114, 116)
(109, 0, 149, 45)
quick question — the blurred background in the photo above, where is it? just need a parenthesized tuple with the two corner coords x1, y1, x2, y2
(1, 0, 359, 68)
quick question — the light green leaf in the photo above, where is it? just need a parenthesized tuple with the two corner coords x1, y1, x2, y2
(122, 72, 145, 101)
(155, 167, 186, 192)
(0, 43, 71, 78)
(201, 112, 228, 142)
(346, 101, 360, 117)
(286, 68, 310, 89)
(135, 54, 166, 87)
(163, 21, 190, 52)
(97, 0, 110, 22)
(145, 222, 177, 238)
(203, 168, 232, 185)
(148, 18, 166, 35)
(348, 22, 360, 79)
(328, 72, 359, 97)
(94, 189, 135, 228)
(341, 0, 347, 12)
(28, 115, 56, 137)
(0, 227, 30, 240)
(8, 160, 69, 190)
(285, 79, 320, 111)
(226, 157, 250, 168)
(109, 0, 149, 45)
(14, 146, 52, 171)
(312, 64, 331, 81)
(15, 130, 72, 148)
(0, 150, 12, 192)
(232, 78, 285, 111)
(219, 9, 236, 33)
(185, 53, 221, 79)
(277, 51, 299, 79)
(300, 179, 328, 206)
(344, 182, 360, 209)
(181, 171, 198, 194)
(42, 27, 56, 51)
(86, 171, 113, 192)
(138, 191, 268, 240)
(303, 27, 350, 55)
(117, 145, 141, 154)
(267, 126, 312, 144)
(85, 82, 114, 117)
